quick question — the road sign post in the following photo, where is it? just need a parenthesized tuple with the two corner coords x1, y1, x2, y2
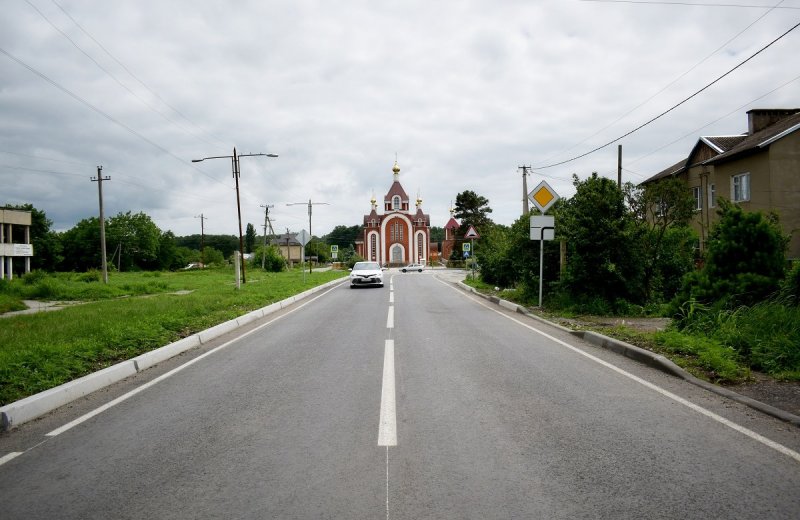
(528, 183, 560, 308)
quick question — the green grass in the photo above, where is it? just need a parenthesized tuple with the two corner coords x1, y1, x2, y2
(0, 268, 347, 405)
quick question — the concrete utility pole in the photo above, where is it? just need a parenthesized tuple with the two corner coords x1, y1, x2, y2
(194, 213, 207, 264)
(518, 165, 531, 215)
(260, 204, 274, 269)
(618, 145, 623, 188)
(91, 166, 110, 283)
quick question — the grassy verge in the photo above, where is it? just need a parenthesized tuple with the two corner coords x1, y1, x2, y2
(0, 268, 346, 405)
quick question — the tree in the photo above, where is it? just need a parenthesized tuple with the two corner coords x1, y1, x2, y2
(106, 212, 162, 271)
(4, 204, 62, 271)
(674, 200, 788, 310)
(625, 178, 696, 301)
(245, 223, 257, 253)
(324, 225, 362, 250)
(454, 190, 493, 236)
(251, 245, 285, 272)
(59, 217, 101, 271)
(560, 173, 643, 308)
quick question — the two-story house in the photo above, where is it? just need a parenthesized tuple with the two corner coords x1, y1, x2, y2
(641, 108, 800, 259)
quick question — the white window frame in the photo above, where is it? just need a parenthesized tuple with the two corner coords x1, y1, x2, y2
(731, 173, 750, 202)
(691, 186, 702, 211)
(392, 196, 401, 210)
(708, 184, 716, 208)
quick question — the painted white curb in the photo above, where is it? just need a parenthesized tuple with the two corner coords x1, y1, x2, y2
(0, 276, 348, 430)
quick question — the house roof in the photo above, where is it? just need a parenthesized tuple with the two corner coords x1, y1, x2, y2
(444, 216, 460, 229)
(270, 233, 302, 246)
(704, 111, 800, 165)
(640, 158, 687, 185)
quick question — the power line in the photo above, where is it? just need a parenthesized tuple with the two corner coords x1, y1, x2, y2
(579, 0, 800, 9)
(48, 0, 229, 149)
(533, 20, 800, 169)
(627, 72, 800, 168)
(0, 45, 229, 188)
(538, 0, 786, 165)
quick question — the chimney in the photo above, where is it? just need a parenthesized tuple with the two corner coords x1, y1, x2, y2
(747, 108, 800, 135)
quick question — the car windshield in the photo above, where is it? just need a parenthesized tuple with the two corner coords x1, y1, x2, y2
(353, 262, 380, 270)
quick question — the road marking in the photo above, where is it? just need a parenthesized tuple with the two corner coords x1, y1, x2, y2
(0, 452, 23, 466)
(440, 279, 800, 464)
(378, 340, 397, 446)
(386, 306, 394, 329)
(45, 284, 342, 438)
(389, 292, 394, 303)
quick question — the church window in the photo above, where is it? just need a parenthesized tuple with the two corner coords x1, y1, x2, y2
(371, 234, 377, 261)
(418, 234, 424, 260)
(392, 196, 400, 210)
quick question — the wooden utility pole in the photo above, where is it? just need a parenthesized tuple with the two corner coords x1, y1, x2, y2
(618, 145, 623, 188)
(91, 166, 110, 283)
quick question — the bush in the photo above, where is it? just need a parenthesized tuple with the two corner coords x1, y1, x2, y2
(22, 270, 49, 285)
(782, 261, 800, 302)
(654, 330, 745, 382)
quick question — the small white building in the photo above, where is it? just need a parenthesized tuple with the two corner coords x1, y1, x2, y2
(0, 208, 34, 280)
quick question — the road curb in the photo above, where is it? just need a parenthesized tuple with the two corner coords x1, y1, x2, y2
(455, 281, 800, 427)
(0, 276, 348, 431)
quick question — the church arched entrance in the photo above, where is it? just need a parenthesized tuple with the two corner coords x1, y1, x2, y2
(391, 244, 404, 264)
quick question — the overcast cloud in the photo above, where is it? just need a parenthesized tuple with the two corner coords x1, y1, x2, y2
(2, 0, 798, 238)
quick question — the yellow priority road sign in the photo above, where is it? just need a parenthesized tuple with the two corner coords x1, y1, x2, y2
(529, 180, 560, 214)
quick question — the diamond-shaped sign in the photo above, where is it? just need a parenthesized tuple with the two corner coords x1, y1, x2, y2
(295, 229, 310, 246)
(529, 180, 560, 214)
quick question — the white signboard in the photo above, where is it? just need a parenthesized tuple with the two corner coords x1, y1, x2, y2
(530, 215, 555, 241)
(13, 244, 34, 256)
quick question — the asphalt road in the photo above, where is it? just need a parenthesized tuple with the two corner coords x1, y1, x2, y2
(1, 270, 800, 519)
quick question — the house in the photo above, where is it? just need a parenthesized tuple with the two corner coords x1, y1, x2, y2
(270, 232, 304, 265)
(355, 161, 431, 266)
(641, 108, 800, 259)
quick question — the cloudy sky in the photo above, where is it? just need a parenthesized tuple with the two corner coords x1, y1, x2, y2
(2, 0, 798, 239)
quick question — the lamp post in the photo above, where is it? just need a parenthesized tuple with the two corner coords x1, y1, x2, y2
(287, 199, 329, 274)
(192, 148, 277, 286)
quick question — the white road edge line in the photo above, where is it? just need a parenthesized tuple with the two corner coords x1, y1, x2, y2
(0, 452, 23, 466)
(440, 278, 800, 464)
(44, 285, 341, 438)
(378, 339, 397, 446)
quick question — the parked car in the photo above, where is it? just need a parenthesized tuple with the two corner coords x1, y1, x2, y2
(401, 263, 424, 273)
(349, 261, 385, 288)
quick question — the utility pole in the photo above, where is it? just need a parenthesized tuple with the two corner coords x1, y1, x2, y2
(287, 199, 329, 274)
(260, 204, 274, 269)
(194, 213, 207, 265)
(518, 165, 531, 215)
(192, 148, 278, 287)
(91, 166, 110, 283)
(618, 145, 623, 188)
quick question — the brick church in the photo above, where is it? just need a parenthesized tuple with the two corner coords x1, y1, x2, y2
(355, 161, 431, 266)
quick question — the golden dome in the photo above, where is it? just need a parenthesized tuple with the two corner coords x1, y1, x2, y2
(392, 161, 400, 174)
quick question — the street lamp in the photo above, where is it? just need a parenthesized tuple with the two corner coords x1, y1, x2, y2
(287, 199, 329, 274)
(192, 147, 278, 286)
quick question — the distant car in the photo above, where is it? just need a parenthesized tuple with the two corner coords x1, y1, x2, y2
(349, 261, 385, 288)
(401, 263, 424, 273)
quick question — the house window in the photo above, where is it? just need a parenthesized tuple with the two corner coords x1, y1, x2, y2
(691, 186, 702, 211)
(732, 173, 750, 202)
(708, 184, 716, 208)
(392, 196, 400, 210)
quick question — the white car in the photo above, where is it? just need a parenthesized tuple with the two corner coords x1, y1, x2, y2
(401, 263, 424, 273)
(349, 261, 385, 288)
